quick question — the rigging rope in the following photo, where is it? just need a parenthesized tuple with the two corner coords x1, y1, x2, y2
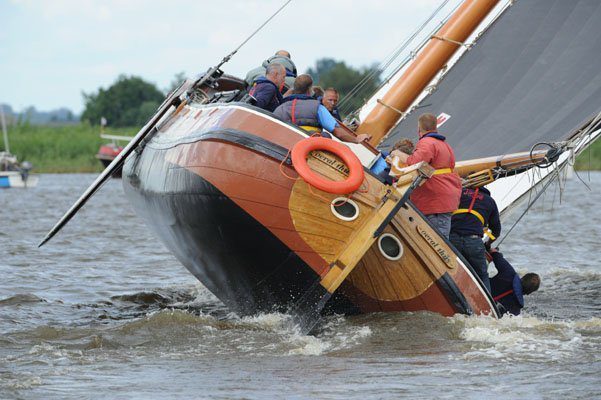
(496, 108, 601, 246)
(337, 0, 454, 114)
(496, 161, 562, 247)
(228, 0, 292, 60)
(188, 0, 291, 102)
(566, 109, 601, 190)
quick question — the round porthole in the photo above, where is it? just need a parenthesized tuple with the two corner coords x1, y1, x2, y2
(330, 197, 359, 221)
(378, 233, 404, 261)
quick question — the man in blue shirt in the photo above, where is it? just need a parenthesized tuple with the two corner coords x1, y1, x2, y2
(489, 248, 541, 316)
(274, 74, 370, 144)
(321, 87, 342, 121)
(248, 63, 286, 112)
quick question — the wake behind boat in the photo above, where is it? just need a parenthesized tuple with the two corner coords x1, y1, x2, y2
(41, 0, 601, 333)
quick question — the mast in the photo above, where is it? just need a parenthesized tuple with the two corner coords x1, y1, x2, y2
(0, 105, 9, 153)
(357, 0, 499, 146)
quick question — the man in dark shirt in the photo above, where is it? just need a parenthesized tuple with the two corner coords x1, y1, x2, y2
(489, 248, 540, 316)
(450, 186, 501, 292)
(248, 63, 286, 112)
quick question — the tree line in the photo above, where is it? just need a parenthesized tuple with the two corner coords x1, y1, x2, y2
(81, 59, 381, 127)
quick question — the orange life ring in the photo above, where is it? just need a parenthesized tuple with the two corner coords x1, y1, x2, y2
(291, 137, 364, 194)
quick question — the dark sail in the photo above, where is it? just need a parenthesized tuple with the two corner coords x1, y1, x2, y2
(381, 0, 601, 159)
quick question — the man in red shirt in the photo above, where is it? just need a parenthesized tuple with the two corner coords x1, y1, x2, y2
(392, 113, 461, 238)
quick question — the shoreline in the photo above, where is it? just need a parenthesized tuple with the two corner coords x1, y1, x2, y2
(2, 124, 600, 173)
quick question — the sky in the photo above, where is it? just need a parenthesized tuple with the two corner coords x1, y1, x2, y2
(0, 0, 460, 114)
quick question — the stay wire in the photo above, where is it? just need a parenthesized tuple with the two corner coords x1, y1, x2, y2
(230, 0, 292, 59)
(337, 0, 452, 112)
(496, 163, 563, 247)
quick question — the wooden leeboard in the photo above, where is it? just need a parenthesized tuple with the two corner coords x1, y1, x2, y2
(288, 152, 454, 305)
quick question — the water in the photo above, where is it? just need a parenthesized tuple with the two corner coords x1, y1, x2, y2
(1, 173, 600, 399)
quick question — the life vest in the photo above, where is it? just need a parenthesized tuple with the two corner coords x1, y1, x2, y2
(452, 188, 496, 240)
(273, 95, 321, 132)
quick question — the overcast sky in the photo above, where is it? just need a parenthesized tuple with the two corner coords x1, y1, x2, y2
(1, 0, 461, 113)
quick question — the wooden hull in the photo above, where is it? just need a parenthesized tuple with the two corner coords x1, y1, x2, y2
(122, 102, 498, 320)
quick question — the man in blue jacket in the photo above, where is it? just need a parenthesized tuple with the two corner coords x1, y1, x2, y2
(248, 63, 286, 112)
(450, 186, 501, 292)
(489, 248, 541, 316)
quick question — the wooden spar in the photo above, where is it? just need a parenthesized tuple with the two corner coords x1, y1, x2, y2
(453, 150, 549, 177)
(356, 0, 500, 146)
(389, 150, 551, 180)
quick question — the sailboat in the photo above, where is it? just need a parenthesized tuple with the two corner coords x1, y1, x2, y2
(0, 106, 38, 188)
(41, 0, 601, 333)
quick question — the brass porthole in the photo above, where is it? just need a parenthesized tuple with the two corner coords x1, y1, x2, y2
(330, 197, 359, 222)
(378, 233, 404, 261)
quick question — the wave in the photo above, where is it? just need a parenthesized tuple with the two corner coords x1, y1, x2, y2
(450, 314, 601, 362)
(5, 308, 375, 361)
(0, 293, 45, 306)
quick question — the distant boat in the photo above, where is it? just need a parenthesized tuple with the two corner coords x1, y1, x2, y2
(0, 108, 37, 188)
(95, 134, 132, 178)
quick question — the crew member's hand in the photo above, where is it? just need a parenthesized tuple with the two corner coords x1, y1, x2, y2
(355, 133, 371, 143)
(391, 149, 410, 163)
(489, 247, 499, 254)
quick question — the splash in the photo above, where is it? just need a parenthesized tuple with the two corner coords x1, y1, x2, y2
(450, 314, 600, 362)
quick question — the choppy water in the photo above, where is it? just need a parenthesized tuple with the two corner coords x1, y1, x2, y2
(1, 173, 600, 399)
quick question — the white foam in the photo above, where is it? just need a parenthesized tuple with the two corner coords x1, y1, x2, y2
(451, 314, 587, 361)
(4, 376, 43, 389)
(287, 334, 331, 356)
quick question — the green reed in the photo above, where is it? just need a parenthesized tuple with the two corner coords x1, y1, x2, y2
(0, 123, 599, 173)
(0, 123, 137, 173)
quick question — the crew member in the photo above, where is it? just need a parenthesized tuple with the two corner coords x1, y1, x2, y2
(274, 74, 370, 144)
(450, 185, 501, 292)
(312, 86, 324, 99)
(245, 50, 297, 91)
(321, 87, 342, 121)
(248, 63, 286, 112)
(489, 247, 541, 316)
(370, 138, 414, 185)
(392, 113, 461, 238)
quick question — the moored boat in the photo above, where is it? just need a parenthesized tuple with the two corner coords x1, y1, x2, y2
(0, 109, 37, 188)
(96, 134, 133, 178)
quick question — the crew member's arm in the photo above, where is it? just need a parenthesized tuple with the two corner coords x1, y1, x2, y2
(489, 200, 502, 238)
(398, 141, 433, 165)
(490, 249, 516, 282)
(318, 105, 369, 143)
(253, 84, 277, 110)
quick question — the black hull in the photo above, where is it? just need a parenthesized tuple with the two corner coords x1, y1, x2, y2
(122, 146, 354, 316)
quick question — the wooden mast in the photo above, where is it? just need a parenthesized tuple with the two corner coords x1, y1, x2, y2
(356, 0, 500, 146)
